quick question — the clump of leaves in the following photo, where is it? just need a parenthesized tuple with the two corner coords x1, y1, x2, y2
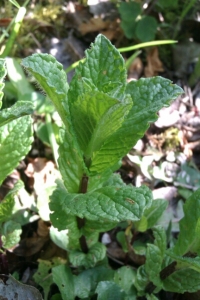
(2, 34, 200, 299)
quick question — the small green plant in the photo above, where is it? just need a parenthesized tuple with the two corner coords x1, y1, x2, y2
(2, 34, 200, 299)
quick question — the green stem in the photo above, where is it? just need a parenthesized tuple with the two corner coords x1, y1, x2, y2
(77, 174, 89, 253)
(1, 6, 26, 58)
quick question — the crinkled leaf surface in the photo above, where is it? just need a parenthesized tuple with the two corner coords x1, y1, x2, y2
(70, 90, 132, 164)
(74, 266, 114, 299)
(89, 77, 183, 174)
(134, 265, 149, 294)
(172, 188, 200, 255)
(52, 265, 74, 300)
(0, 101, 34, 127)
(69, 242, 106, 268)
(114, 266, 136, 294)
(69, 34, 127, 101)
(50, 184, 152, 222)
(163, 268, 200, 293)
(0, 58, 7, 107)
(21, 54, 70, 128)
(0, 116, 33, 185)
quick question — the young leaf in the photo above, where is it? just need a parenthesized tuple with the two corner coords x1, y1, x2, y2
(68, 34, 127, 101)
(52, 265, 75, 300)
(0, 101, 34, 127)
(69, 242, 106, 268)
(135, 199, 168, 232)
(50, 184, 152, 223)
(0, 181, 23, 223)
(172, 188, 200, 256)
(95, 281, 126, 300)
(74, 266, 114, 299)
(163, 268, 200, 293)
(90, 77, 183, 174)
(1, 220, 22, 249)
(114, 266, 136, 294)
(69, 90, 132, 165)
(0, 116, 33, 185)
(134, 265, 149, 295)
(0, 58, 7, 108)
(21, 54, 70, 129)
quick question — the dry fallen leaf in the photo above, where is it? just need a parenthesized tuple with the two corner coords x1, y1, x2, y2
(144, 47, 164, 77)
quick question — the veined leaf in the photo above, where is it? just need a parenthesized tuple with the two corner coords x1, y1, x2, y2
(70, 90, 132, 164)
(90, 77, 183, 174)
(69, 242, 106, 268)
(0, 116, 33, 185)
(163, 268, 200, 293)
(69, 34, 127, 101)
(58, 129, 86, 193)
(1, 220, 22, 249)
(145, 226, 166, 287)
(172, 188, 200, 256)
(50, 184, 152, 223)
(0, 58, 7, 108)
(0, 101, 34, 127)
(21, 54, 70, 129)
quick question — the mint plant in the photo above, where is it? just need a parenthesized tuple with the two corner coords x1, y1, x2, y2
(20, 35, 200, 299)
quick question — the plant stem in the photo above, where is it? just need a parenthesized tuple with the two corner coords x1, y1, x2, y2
(77, 174, 89, 253)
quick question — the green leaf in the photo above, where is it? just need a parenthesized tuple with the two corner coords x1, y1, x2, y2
(69, 34, 127, 100)
(135, 16, 157, 42)
(95, 281, 126, 300)
(21, 54, 70, 129)
(114, 266, 136, 294)
(145, 226, 166, 287)
(172, 188, 200, 256)
(90, 77, 183, 174)
(52, 265, 75, 300)
(6, 58, 34, 97)
(0, 58, 7, 108)
(163, 268, 200, 293)
(34, 258, 66, 300)
(50, 184, 152, 223)
(1, 220, 22, 249)
(0, 101, 34, 127)
(135, 199, 168, 232)
(0, 116, 33, 185)
(118, 2, 141, 39)
(70, 90, 132, 166)
(134, 265, 149, 294)
(146, 294, 159, 300)
(58, 129, 85, 193)
(69, 242, 106, 268)
(50, 181, 80, 250)
(74, 266, 114, 299)
(167, 252, 200, 273)
(0, 181, 23, 223)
